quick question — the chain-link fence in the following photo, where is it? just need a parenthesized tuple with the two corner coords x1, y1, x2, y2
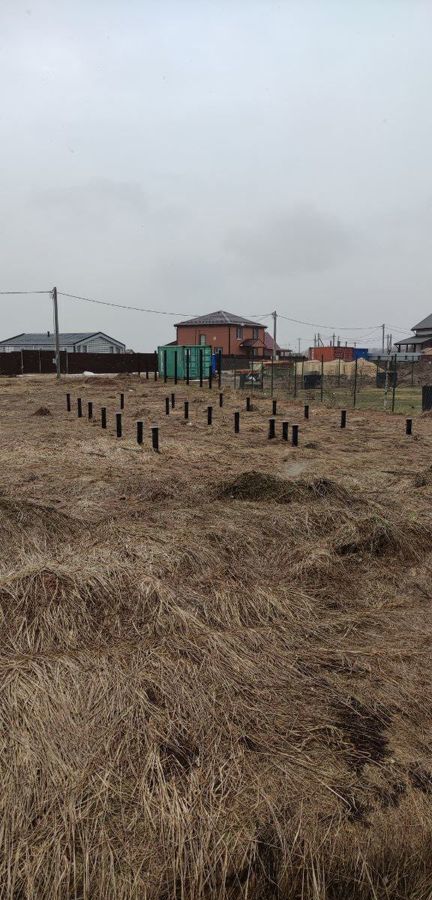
(228, 355, 432, 414)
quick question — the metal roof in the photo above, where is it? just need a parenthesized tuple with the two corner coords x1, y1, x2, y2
(395, 333, 432, 345)
(413, 314, 432, 330)
(0, 332, 125, 347)
(175, 310, 265, 327)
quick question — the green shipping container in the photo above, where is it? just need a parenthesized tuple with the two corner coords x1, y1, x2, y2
(158, 345, 212, 380)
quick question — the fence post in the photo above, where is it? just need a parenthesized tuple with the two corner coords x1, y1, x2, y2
(164, 349, 168, 383)
(152, 426, 159, 452)
(120, 392, 125, 410)
(207, 406, 213, 425)
(165, 397, 170, 415)
(174, 351, 178, 385)
(391, 354, 397, 413)
(292, 424, 299, 446)
(116, 413, 122, 438)
(208, 365, 212, 389)
(268, 418, 276, 439)
(171, 392, 175, 409)
(406, 418, 413, 436)
(77, 398, 82, 418)
(218, 350, 222, 388)
(304, 403, 309, 419)
(246, 396, 251, 411)
(88, 401, 93, 420)
(219, 392, 224, 408)
(101, 407, 107, 429)
(137, 421, 144, 444)
(320, 356, 324, 402)
(353, 357, 358, 408)
(272, 399, 277, 416)
(186, 349, 190, 385)
(383, 356, 389, 411)
(270, 353, 274, 398)
(341, 409, 347, 428)
(234, 411, 240, 433)
(184, 400, 189, 420)
(282, 421, 289, 441)
(199, 349, 203, 388)
(66, 393, 71, 412)
(154, 351, 158, 380)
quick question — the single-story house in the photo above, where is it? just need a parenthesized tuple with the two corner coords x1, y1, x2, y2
(0, 332, 126, 354)
(175, 310, 272, 358)
(395, 315, 432, 353)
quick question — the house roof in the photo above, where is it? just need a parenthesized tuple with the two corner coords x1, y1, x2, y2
(175, 310, 265, 328)
(0, 332, 125, 347)
(413, 314, 432, 330)
(395, 333, 432, 346)
(242, 333, 280, 351)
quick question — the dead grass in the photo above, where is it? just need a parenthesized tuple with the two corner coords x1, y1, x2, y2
(0, 376, 432, 898)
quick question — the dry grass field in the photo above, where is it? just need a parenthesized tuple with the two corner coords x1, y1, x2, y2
(1, 374, 432, 899)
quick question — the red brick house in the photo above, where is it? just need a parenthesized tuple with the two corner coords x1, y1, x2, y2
(175, 311, 271, 358)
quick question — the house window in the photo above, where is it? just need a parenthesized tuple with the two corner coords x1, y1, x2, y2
(199, 334, 206, 345)
(110, 346, 114, 353)
(252, 327, 259, 340)
(236, 326, 243, 340)
(82, 345, 87, 352)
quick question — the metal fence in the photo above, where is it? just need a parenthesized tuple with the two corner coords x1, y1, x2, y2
(222, 355, 432, 414)
(0, 349, 157, 377)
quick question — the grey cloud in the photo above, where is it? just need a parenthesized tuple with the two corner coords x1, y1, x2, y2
(224, 209, 358, 277)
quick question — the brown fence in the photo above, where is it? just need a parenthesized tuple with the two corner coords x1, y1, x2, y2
(0, 350, 157, 377)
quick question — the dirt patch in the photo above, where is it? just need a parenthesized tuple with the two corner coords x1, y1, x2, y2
(333, 697, 391, 772)
(32, 406, 51, 416)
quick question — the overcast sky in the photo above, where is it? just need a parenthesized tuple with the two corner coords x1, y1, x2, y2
(1, 0, 432, 351)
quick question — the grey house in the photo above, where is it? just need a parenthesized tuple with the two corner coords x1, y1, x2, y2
(0, 332, 126, 354)
(395, 315, 432, 354)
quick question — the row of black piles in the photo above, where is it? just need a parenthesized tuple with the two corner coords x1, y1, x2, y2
(66, 392, 160, 451)
(67, 390, 415, 453)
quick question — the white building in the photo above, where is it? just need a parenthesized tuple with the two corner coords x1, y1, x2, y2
(0, 332, 126, 354)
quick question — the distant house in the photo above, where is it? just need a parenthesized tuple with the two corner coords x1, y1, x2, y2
(395, 315, 432, 354)
(175, 310, 271, 358)
(0, 332, 126, 354)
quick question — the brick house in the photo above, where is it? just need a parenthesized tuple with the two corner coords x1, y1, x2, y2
(175, 311, 270, 358)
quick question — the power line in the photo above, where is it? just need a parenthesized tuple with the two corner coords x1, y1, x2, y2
(0, 290, 51, 295)
(0, 287, 412, 335)
(58, 291, 271, 319)
(277, 313, 381, 330)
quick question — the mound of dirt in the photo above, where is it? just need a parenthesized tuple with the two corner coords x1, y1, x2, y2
(0, 495, 80, 553)
(32, 406, 51, 416)
(220, 471, 354, 504)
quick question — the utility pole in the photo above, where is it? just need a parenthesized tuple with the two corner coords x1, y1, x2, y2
(270, 310, 277, 397)
(297, 337, 301, 354)
(382, 323, 385, 354)
(52, 286, 61, 380)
